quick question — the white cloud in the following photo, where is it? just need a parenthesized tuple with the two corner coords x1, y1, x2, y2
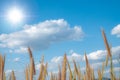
(69, 49, 74, 54)
(51, 52, 82, 63)
(105, 67, 120, 73)
(0, 19, 84, 53)
(50, 46, 120, 65)
(5, 70, 25, 80)
(91, 59, 119, 70)
(36, 63, 40, 70)
(68, 52, 82, 62)
(13, 57, 20, 62)
(35, 52, 83, 72)
(112, 46, 120, 55)
(51, 56, 63, 63)
(111, 24, 120, 37)
(5, 70, 12, 74)
(49, 46, 120, 73)
(85, 46, 120, 60)
(87, 50, 106, 60)
(36, 63, 42, 70)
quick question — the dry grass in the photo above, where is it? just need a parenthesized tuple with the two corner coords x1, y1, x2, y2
(61, 54, 67, 80)
(0, 29, 119, 80)
(25, 66, 29, 80)
(0, 55, 5, 80)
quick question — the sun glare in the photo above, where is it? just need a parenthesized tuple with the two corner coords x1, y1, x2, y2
(7, 7, 23, 24)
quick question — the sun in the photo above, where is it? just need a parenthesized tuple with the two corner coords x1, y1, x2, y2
(7, 7, 23, 24)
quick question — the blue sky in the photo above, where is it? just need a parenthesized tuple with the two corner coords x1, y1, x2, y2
(0, 0, 120, 79)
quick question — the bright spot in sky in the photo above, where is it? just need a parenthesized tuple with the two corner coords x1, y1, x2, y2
(7, 7, 23, 24)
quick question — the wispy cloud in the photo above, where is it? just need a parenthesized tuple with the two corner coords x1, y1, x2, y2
(111, 24, 120, 37)
(9, 47, 27, 53)
(51, 56, 63, 63)
(0, 19, 84, 53)
(13, 57, 20, 62)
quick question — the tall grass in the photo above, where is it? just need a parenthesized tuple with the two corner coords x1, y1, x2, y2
(0, 29, 119, 80)
(0, 54, 5, 80)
